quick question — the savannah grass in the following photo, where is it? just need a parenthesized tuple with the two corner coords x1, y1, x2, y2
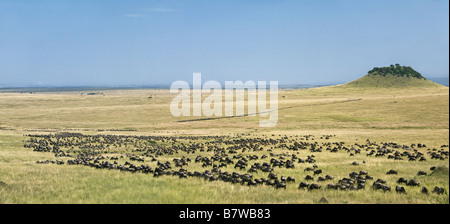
(0, 85, 448, 204)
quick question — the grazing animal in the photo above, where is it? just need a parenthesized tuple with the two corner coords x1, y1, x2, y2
(386, 170, 398, 175)
(308, 183, 321, 190)
(373, 181, 391, 192)
(298, 182, 309, 189)
(286, 176, 295, 183)
(432, 187, 445, 195)
(417, 171, 427, 176)
(397, 177, 408, 184)
(326, 184, 338, 190)
(357, 183, 365, 190)
(395, 185, 407, 194)
(313, 169, 322, 175)
(304, 167, 314, 172)
(406, 179, 420, 187)
(357, 178, 366, 184)
(359, 171, 368, 175)
(247, 180, 257, 186)
(376, 179, 386, 184)
(265, 180, 275, 186)
(275, 182, 286, 189)
(349, 172, 359, 179)
(27, 132, 448, 202)
(268, 172, 278, 180)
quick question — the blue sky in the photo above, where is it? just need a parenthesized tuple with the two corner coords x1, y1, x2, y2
(0, 0, 448, 87)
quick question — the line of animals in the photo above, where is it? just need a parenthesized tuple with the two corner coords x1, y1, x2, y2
(27, 132, 448, 196)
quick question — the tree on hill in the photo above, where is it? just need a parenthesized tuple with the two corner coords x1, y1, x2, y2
(368, 64, 426, 79)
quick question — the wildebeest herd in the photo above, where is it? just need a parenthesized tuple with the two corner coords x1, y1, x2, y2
(26, 132, 448, 197)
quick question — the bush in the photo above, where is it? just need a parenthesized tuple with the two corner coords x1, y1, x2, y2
(368, 64, 426, 79)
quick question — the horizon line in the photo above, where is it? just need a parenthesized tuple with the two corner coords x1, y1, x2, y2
(0, 76, 448, 89)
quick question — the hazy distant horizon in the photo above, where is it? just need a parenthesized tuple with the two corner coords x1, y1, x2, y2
(1, 75, 448, 89)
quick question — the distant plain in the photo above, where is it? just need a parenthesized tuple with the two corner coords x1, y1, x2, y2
(0, 83, 448, 204)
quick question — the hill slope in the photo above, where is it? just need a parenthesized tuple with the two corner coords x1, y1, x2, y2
(344, 64, 444, 88)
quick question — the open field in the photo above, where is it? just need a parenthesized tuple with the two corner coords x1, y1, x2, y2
(0, 85, 448, 204)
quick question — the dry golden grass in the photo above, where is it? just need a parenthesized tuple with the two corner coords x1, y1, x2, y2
(0, 85, 448, 204)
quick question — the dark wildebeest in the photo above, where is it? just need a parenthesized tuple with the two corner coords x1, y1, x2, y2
(308, 183, 321, 190)
(298, 182, 309, 189)
(386, 170, 398, 175)
(395, 185, 406, 194)
(305, 175, 314, 181)
(397, 177, 408, 184)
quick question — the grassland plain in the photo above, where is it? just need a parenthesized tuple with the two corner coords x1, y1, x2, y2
(0, 84, 448, 204)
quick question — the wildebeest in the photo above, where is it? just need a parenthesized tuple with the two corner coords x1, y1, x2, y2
(286, 176, 295, 183)
(375, 179, 386, 184)
(372, 181, 391, 192)
(357, 183, 365, 190)
(397, 177, 408, 184)
(268, 172, 278, 180)
(304, 167, 314, 172)
(386, 170, 397, 175)
(313, 169, 322, 175)
(308, 183, 321, 190)
(432, 187, 445, 195)
(326, 184, 338, 190)
(27, 132, 449, 201)
(298, 182, 309, 189)
(395, 185, 406, 194)
(417, 171, 427, 176)
(406, 179, 420, 187)
(275, 182, 286, 189)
